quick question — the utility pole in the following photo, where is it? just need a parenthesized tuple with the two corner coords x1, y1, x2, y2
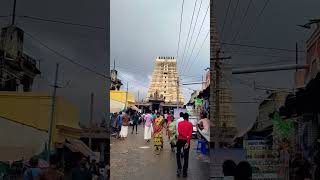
(90, 93, 94, 128)
(89, 92, 94, 149)
(47, 63, 59, 161)
(296, 42, 298, 72)
(125, 82, 128, 109)
(11, 0, 17, 25)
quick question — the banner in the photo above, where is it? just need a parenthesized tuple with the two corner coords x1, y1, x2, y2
(244, 140, 280, 175)
(194, 98, 203, 106)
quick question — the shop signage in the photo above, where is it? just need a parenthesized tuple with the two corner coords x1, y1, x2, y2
(244, 140, 279, 177)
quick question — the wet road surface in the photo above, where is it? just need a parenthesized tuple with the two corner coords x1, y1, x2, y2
(111, 124, 210, 180)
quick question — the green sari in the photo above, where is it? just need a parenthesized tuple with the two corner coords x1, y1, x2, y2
(168, 120, 177, 145)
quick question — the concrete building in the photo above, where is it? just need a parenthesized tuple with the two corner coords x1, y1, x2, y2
(110, 90, 135, 113)
(0, 91, 81, 151)
(110, 67, 122, 91)
(0, 25, 40, 92)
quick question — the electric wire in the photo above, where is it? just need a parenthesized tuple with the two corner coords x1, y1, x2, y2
(182, 3, 209, 75)
(24, 31, 109, 79)
(176, 0, 185, 61)
(180, 0, 198, 73)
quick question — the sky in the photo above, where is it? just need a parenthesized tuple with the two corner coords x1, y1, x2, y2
(0, 0, 108, 126)
(111, 0, 210, 102)
(1, 0, 317, 134)
(214, 0, 320, 133)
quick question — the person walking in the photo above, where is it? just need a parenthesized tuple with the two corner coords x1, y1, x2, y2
(131, 112, 139, 134)
(144, 110, 153, 144)
(151, 111, 156, 120)
(176, 112, 185, 157)
(71, 158, 92, 180)
(116, 112, 123, 138)
(119, 112, 129, 139)
(164, 112, 168, 126)
(176, 113, 193, 177)
(168, 116, 177, 152)
(152, 112, 165, 154)
(176, 112, 185, 134)
(167, 113, 172, 125)
(24, 156, 41, 180)
(38, 154, 64, 180)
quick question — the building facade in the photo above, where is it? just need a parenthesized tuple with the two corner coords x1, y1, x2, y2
(0, 25, 40, 92)
(0, 92, 81, 149)
(146, 57, 184, 104)
(210, 0, 237, 148)
(295, 22, 320, 88)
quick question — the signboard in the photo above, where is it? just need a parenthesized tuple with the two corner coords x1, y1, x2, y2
(174, 108, 186, 119)
(252, 173, 279, 180)
(186, 105, 193, 115)
(244, 140, 279, 177)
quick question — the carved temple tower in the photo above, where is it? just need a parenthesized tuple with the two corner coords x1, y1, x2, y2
(145, 57, 184, 112)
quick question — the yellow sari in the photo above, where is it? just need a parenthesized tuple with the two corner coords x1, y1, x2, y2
(153, 116, 164, 147)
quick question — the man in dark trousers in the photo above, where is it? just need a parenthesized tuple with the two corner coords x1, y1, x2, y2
(176, 113, 193, 177)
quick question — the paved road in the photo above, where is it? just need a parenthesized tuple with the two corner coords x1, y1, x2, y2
(111, 124, 209, 180)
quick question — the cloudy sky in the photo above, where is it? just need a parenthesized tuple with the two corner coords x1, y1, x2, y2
(214, 0, 320, 133)
(111, 0, 210, 102)
(0, 0, 108, 126)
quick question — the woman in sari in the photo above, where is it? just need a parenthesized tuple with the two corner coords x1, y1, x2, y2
(152, 112, 164, 153)
(168, 115, 177, 151)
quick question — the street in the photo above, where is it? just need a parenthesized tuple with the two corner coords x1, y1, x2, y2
(110, 124, 209, 180)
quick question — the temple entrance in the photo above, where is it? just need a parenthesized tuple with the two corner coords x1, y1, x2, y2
(151, 103, 160, 112)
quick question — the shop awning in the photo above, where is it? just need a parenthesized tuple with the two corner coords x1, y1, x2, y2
(128, 105, 140, 111)
(110, 100, 125, 113)
(65, 139, 97, 158)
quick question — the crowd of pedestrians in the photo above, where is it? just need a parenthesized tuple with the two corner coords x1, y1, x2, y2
(23, 155, 109, 180)
(112, 109, 196, 177)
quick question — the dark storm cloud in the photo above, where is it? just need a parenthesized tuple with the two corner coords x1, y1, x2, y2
(214, 0, 320, 133)
(0, 0, 108, 126)
(111, 0, 210, 102)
